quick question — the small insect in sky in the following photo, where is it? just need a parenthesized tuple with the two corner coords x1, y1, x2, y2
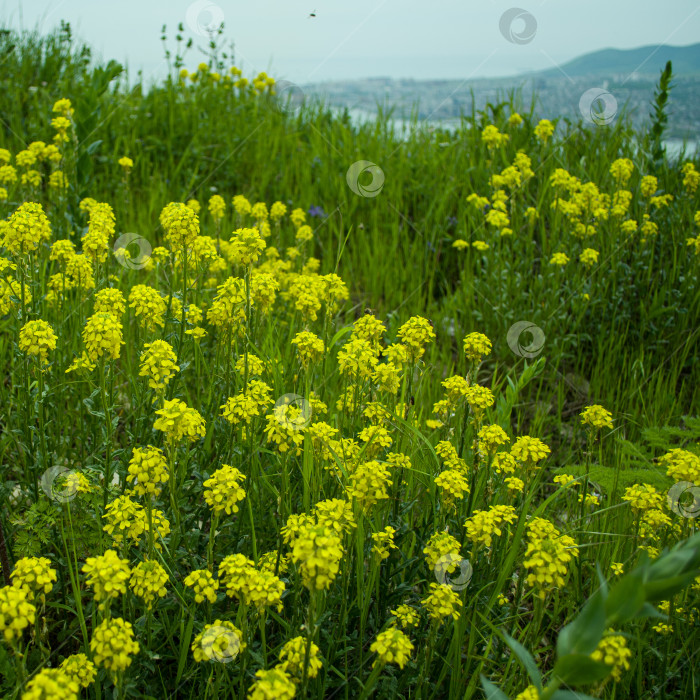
(309, 9, 316, 18)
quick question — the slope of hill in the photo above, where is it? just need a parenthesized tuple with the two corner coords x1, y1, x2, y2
(536, 42, 700, 78)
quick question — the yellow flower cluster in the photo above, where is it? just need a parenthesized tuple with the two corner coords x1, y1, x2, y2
(59, 653, 97, 688)
(423, 530, 461, 571)
(102, 494, 147, 544)
(511, 436, 551, 467)
(522, 518, 578, 598)
(370, 626, 414, 669)
(160, 202, 200, 250)
(154, 398, 206, 444)
(534, 119, 554, 142)
(397, 315, 435, 360)
(90, 617, 140, 676)
(20, 668, 79, 700)
(208, 194, 226, 220)
(464, 505, 518, 548)
(19, 320, 57, 365)
(290, 522, 344, 591)
(580, 404, 613, 430)
(229, 227, 266, 264)
(463, 331, 492, 362)
(129, 284, 167, 330)
(291, 330, 324, 368)
(434, 469, 469, 510)
(421, 582, 462, 622)
(129, 559, 169, 609)
(248, 667, 296, 700)
(184, 569, 219, 604)
(278, 635, 323, 680)
(11, 556, 57, 601)
(127, 445, 169, 496)
(346, 460, 392, 511)
(371, 526, 398, 560)
(4, 201, 52, 254)
(203, 464, 247, 514)
(82, 312, 124, 362)
(221, 380, 273, 425)
(94, 287, 126, 316)
(660, 448, 700, 484)
(481, 124, 509, 150)
(478, 424, 510, 453)
(0, 584, 36, 643)
(610, 158, 635, 185)
(590, 631, 632, 681)
(622, 483, 664, 512)
(139, 339, 179, 392)
(217, 554, 285, 611)
(192, 620, 245, 663)
(391, 604, 420, 628)
(82, 549, 131, 608)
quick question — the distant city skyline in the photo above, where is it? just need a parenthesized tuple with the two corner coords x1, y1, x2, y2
(2, 1, 700, 85)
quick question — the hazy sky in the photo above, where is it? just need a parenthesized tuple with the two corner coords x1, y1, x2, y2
(3, 1, 700, 85)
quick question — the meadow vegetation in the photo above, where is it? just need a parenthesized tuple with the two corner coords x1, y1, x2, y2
(0, 23, 699, 700)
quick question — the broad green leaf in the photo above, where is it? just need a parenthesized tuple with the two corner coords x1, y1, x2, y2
(552, 653, 611, 686)
(556, 589, 606, 657)
(605, 570, 646, 625)
(480, 676, 510, 700)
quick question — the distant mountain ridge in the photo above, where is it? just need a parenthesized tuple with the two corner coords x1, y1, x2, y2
(534, 42, 700, 78)
(302, 42, 700, 139)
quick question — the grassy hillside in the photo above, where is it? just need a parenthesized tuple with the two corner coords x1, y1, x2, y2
(0, 23, 699, 700)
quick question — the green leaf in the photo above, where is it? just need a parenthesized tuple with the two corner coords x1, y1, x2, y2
(605, 569, 646, 625)
(502, 631, 542, 689)
(479, 676, 510, 700)
(175, 613, 195, 685)
(551, 691, 600, 700)
(328, 325, 353, 349)
(556, 589, 606, 657)
(552, 653, 611, 686)
(86, 139, 102, 155)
